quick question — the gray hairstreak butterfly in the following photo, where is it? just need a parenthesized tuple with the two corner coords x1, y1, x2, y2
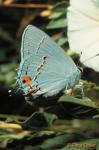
(16, 25, 81, 97)
(67, 0, 99, 72)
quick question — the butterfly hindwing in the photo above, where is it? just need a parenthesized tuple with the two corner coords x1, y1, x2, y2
(17, 25, 80, 97)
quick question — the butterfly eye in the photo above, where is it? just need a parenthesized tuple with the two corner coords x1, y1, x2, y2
(43, 56, 47, 60)
(22, 75, 32, 85)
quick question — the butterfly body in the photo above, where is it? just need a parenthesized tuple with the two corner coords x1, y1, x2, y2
(17, 25, 80, 97)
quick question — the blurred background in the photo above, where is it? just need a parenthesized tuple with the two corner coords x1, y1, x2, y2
(0, 0, 99, 114)
(0, 0, 69, 116)
(0, 0, 99, 149)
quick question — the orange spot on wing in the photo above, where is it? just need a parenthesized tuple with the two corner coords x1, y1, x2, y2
(22, 75, 32, 85)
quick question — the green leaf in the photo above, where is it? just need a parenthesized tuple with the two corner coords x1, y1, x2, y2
(40, 133, 76, 149)
(47, 18, 67, 29)
(57, 37, 68, 46)
(80, 138, 99, 144)
(49, 12, 63, 19)
(58, 95, 98, 109)
(43, 111, 58, 126)
(52, 2, 68, 12)
(22, 111, 57, 130)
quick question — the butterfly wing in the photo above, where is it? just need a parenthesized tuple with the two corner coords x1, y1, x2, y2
(67, 0, 99, 72)
(17, 25, 80, 97)
(21, 25, 72, 62)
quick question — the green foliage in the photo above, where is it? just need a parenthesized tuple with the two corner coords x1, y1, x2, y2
(0, 0, 99, 149)
(47, 1, 68, 46)
(21, 111, 57, 130)
(47, 18, 67, 29)
(0, 63, 18, 86)
(59, 95, 98, 109)
(57, 37, 68, 46)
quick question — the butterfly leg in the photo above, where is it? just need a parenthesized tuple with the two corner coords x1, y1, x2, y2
(64, 88, 73, 95)
(74, 81, 84, 98)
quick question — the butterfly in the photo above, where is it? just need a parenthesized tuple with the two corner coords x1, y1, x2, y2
(16, 25, 80, 97)
(67, 0, 99, 72)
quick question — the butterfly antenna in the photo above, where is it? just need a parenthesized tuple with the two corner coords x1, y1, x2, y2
(76, 51, 83, 73)
(8, 80, 19, 96)
(82, 53, 99, 63)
